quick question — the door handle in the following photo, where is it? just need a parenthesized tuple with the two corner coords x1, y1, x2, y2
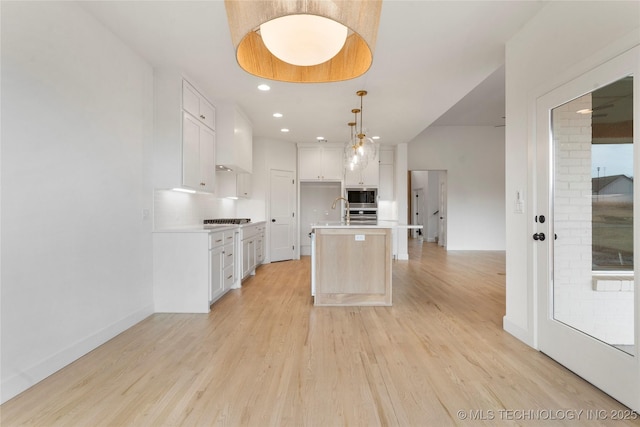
(533, 233, 546, 241)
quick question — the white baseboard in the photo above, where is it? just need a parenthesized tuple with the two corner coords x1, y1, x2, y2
(503, 316, 535, 349)
(1, 305, 153, 404)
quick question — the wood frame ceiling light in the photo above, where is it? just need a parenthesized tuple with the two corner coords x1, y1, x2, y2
(224, 0, 382, 83)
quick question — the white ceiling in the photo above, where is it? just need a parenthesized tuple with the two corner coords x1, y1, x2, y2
(81, 1, 544, 146)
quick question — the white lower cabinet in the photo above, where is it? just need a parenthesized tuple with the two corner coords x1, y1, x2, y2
(210, 229, 237, 303)
(153, 227, 237, 313)
(210, 244, 225, 303)
(239, 222, 266, 280)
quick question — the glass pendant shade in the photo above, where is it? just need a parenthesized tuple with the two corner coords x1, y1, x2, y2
(260, 15, 348, 66)
(345, 137, 369, 172)
(344, 90, 379, 172)
(357, 133, 378, 164)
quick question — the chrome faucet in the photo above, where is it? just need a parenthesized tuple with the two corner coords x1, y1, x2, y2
(331, 197, 350, 224)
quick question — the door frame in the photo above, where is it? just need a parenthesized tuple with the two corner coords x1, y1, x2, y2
(268, 168, 296, 263)
(535, 45, 639, 411)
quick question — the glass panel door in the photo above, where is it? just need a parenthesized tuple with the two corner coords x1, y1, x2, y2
(552, 76, 634, 355)
(536, 46, 639, 412)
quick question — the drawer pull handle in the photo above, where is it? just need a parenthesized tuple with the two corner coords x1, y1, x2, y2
(227, 275, 233, 280)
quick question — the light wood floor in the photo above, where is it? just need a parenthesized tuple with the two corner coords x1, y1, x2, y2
(2, 241, 638, 426)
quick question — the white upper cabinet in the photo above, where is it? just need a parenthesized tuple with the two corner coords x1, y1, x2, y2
(153, 70, 216, 193)
(298, 144, 344, 181)
(216, 171, 251, 199)
(378, 147, 395, 200)
(345, 152, 379, 187)
(182, 80, 215, 130)
(216, 105, 252, 174)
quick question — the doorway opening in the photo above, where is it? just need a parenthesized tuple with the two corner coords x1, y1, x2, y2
(409, 170, 447, 248)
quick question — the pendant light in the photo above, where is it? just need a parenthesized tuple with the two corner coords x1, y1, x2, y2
(224, 0, 382, 83)
(354, 90, 379, 164)
(345, 119, 368, 172)
(344, 90, 378, 172)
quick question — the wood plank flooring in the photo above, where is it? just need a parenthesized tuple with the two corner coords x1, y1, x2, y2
(2, 241, 638, 426)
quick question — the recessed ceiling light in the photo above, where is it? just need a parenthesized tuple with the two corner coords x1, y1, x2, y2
(372, 136, 380, 140)
(316, 136, 324, 140)
(576, 109, 593, 114)
(273, 112, 283, 118)
(281, 128, 290, 133)
(258, 84, 271, 91)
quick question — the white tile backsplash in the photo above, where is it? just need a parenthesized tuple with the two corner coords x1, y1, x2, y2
(153, 189, 236, 230)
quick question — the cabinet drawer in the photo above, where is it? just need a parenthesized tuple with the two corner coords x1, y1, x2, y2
(223, 265, 234, 289)
(223, 244, 234, 268)
(224, 231, 236, 244)
(209, 232, 225, 248)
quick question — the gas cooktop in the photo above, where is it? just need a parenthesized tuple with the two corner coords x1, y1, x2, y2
(204, 218, 251, 225)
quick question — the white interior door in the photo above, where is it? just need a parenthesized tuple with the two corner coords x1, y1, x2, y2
(270, 169, 295, 262)
(536, 46, 639, 411)
(438, 175, 447, 248)
(412, 189, 425, 239)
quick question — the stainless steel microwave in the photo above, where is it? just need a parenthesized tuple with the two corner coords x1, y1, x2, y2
(345, 188, 377, 208)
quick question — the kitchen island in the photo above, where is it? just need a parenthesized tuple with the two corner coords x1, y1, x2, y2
(311, 221, 419, 306)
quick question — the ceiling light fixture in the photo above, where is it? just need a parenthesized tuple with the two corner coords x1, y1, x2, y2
(260, 15, 348, 66)
(344, 90, 378, 171)
(345, 120, 365, 172)
(273, 112, 283, 118)
(257, 84, 271, 91)
(281, 128, 290, 133)
(224, 0, 382, 83)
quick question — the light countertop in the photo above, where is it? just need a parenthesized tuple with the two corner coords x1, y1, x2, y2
(153, 225, 237, 233)
(153, 220, 267, 233)
(311, 220, 423, 229)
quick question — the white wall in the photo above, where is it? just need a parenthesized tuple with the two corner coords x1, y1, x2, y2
(504, 1, 640, 346)
(408, 126, 506, 250)
(1, 2, 155, 402)
(299, 182, 342, 255)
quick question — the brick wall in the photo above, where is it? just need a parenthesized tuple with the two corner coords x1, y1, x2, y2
(552, 94, 634, 346)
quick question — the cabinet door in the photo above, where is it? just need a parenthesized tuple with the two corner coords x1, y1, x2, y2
(210, 245, 224, 303)
(361, 155, 380, 186)
(182, 81, 200, 119)
(242, 239, 256, 278)
(298, 147, 322, 180)
(379, 164, 394, 200)
(321, 147, 345, 180)
(199, 98, 215, 130)
(237, 173, 251, 198)
(345, 154, 379, 186)
(199, 126, 215, 192)
(182, 112, 201, 190)
(183, 80, 215, 130)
